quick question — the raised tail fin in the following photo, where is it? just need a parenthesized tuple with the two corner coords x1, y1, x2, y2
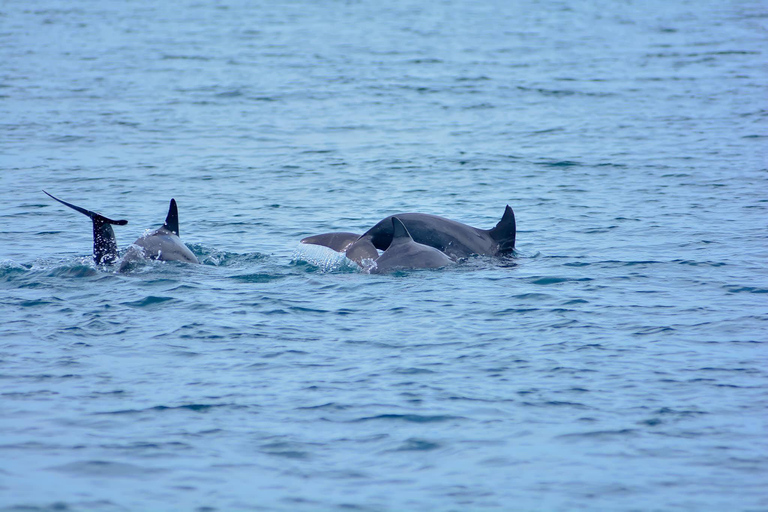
(43, 190, 128, 265)
(488, 205, 516, 254)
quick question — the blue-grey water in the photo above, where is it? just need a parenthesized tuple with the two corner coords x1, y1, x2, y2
(1, 1, 767, 511)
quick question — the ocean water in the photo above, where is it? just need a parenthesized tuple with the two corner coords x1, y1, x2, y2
(1, 0, 767, 510)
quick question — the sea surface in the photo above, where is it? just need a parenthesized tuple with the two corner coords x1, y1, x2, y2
(1, 0, 767, 510)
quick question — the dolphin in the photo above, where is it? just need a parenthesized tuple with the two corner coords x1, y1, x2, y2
(361, 205, 516, 259)
(119, 198, 199, 269)
(301, 205, 516, 261)
(44, 191, 199, 267)
(370, 217, 454, 274)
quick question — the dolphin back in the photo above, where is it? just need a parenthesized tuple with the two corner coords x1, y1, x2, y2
(488, 205, 516, 254)
(43, 190, 128, 265)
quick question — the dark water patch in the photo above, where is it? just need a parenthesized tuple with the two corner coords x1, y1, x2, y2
(722, 285, 768, 294)
(395, 367, 436, 375)
(529, 276, 593, 285)
(634, 326, 675, 335)
(214, 90, 243, 98)
(1, 390, 59, 400)
(261, 350, 309, 358)
(523, 400, 590, 409)
(0, 262, 31, 281)
(228, 272, 286, 283)
(259, 441, 314, 460)
(527, 127, 566, 136)
(46, 264, 99, 278)
(655, 408, 706, 418)
(51, 135, 87, 144)
(288, 306, 330, 314)
(674, 259, 726, 267)
(558, 429, 639, 440)
(99, 441, 193, 454)
(536, 159, 583, 167)
(0, 501, 125, 512)
(352, 414, 464, 423)
(297, 402, 349, 411)
(517, 86, 613, 98)
(492, 308, 540, 315)
(161, 54, 211, 61)
(120, 296, 175, 308)
(95, 403, 241, 415)
(391, 438, 441, 452)
(18, 297, 63, 307)
(584, 226, 618, 234)
(49, 460, 166, 478)
(513, 293, 551, 300)
(696, 367, 760, 374)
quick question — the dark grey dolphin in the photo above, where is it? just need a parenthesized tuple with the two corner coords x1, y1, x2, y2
(43, 191, 128, 265)
(44, 192, 199, 267)
(370, 217, 454, 274)
(302, 205, 516, 261)
(362, 205, 516, 259)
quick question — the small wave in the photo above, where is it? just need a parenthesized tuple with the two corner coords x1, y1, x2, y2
(96, 403, 241, 415)
(186, 244, 266, 267)
(352, 414, 464, 423)
(120, 296, 175, 308)
(529, 276, 593, 285)
(0, 260, 31, 281)
(228, 273, 286, 283)
(391, 438, 441, 452)
(161, 54, 210, 61)
(558, 429, 639, 440)
(291, 244, 359, 273)
(49, 460, 166, 478)
(46, 264, 99, 278)
(536, 159, 583, 167)
(723, 285, 767, 294)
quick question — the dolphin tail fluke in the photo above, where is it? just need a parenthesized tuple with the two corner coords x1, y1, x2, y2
(43, 190, 128, 265)
(43, 191, 128, 226)
(163, 198, 180, 236)
(488, 205, 516, 254)
(300, 232, 362, 252)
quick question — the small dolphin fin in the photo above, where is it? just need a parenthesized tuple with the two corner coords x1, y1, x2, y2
(391, 217, 413, 243)
(344, 237, 379, 265)
(488, 205, 516, 254)
(162, 198, 180, 236)
(43, 190, 128, 265)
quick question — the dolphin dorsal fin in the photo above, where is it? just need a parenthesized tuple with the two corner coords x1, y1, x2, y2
(391, 217, 413, 244)
(43, 190, 128, 265)
(488, 205, 516, 254)
(162, 198, 180, 236)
